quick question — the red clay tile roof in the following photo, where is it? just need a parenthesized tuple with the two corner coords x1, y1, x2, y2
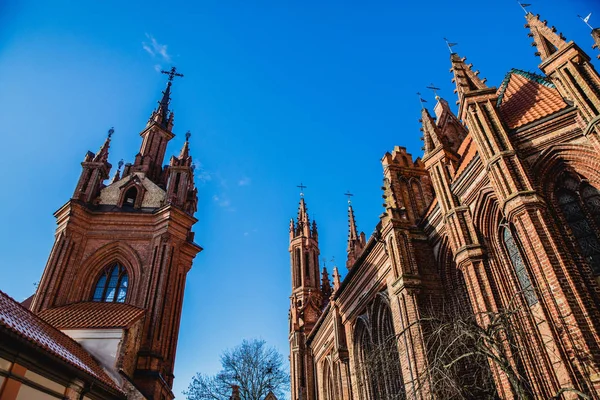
(454, 134, 478, 177)
(0, 291, 123, 395)
(497, 69, 568, 130)
(39, 302, 145, 330)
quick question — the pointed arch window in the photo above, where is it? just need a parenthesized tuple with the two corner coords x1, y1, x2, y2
(353, 294, 405, 400)
(555, 174, 600, 278)
(501, 225, 538, 306)
(123, 187, 138, 207)
(322, 360, 335, 400)
(93, 264, 128, 303)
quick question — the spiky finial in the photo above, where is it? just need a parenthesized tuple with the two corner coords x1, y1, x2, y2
(93, 127, 113, 163)
(332, 267, 341, 291)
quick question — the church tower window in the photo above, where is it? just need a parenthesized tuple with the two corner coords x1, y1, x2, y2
(501, 225, 538, 306)
(92, 264, 129, 303)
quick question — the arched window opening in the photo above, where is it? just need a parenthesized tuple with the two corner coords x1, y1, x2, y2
(373, 297, 405, 399)
(294, 248, 301, 287)
(93, 264, 129, 303)
(411, 179, 425, 215)
(123, 187, 138, 207)
(354, 296, 405, 400)
(322, 360, 335, 400)
(555, 174, 600, 280)
(354, 318, 377, 400)
(502, 226, 538, 306)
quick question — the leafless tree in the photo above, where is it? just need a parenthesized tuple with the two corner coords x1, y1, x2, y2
(354, 291, 592, 399)
(184, 339, 289, 400)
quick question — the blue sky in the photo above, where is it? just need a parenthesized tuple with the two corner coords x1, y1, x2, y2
(1, 0, 599, 398)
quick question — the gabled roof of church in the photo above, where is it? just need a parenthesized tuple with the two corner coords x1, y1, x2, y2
(0, 291, 123, 395)
(38, 301, 145, 330)
(496, 68, 569, 130)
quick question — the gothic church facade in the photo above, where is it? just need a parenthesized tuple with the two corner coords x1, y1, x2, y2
(289, 13, 600, 400)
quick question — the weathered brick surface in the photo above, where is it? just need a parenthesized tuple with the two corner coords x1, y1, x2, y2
(289, 15, 600, 400)
(31, 80, 201, 400)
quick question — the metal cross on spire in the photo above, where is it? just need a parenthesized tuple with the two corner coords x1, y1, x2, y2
(161, 66, 184, 82)
(107, 127, 115, 139)
(297, 182, 307, 198)
(344, 191, 354, 204)
(426, 84, 441, 100)
(185, 130, 191, 141)
(443, 37, 458, 54)
(518, 2, 532, 15)
(417, 92, 428, 109)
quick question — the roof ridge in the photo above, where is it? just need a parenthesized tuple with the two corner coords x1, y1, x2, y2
(497, 68, 555, 106)
(511, 68, 555, 88)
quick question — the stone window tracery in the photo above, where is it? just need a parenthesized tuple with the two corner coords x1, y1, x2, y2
(555, 174, 600, 279)
(353, 294, 405, 400)
(501, 225, 538, 306)
(322, 360, 335, 400)
(93, 263, 128, 303)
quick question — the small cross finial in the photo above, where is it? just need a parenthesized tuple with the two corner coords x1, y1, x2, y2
(118, 159, 124, 169)
(185, 130, 191, 141)
(297, 182, 307, 198)
(443, 37, 458, 54)
(426, 84, 441, 100)
(330, 256, 335, 265)
(518, 2, 532, 15)
(108, 127, 114, 138)
(417, 92, 428, 109)
(322, 257, 327, 268)
(161, 66, 184, 82)
(344, 191, 354, 204)
(578, 13, 593, 30)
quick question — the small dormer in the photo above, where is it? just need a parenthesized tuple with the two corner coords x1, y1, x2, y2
(118, 176, 146, 209)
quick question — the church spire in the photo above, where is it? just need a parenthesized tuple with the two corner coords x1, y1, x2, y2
(450, 53, 489, 97)
(420, 107, 442, 156)
(450, 53, 492, 119)
(293, 184, 314, 239)
(321, 266, 332, 301)
(345, 193, 365, 269)
(130, 67, 183, 183)
(524, 13, 568, 61)
(180, 130, 191, 159)
(93, 127, 113, 163)
(332, 266, 341, 292)
(148, 67, 183, 130)
(73, 127, 113, 203)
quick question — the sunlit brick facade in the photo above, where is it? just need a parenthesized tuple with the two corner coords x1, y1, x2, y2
(289, 13, 600, 400)
(12, 70, 202, 400)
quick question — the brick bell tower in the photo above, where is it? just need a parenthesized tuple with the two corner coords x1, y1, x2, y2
(31, 67, 202, 400)
(289, 188, 322, 400)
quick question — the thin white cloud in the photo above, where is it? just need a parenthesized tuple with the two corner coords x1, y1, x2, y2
(212, 194, 231, 208)
(143, 34, 172, 63)
(194, 163, 213, 184)
(238, 177, 251, 186)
